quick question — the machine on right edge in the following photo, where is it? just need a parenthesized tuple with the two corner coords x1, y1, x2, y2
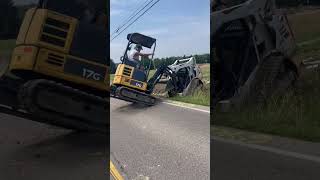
(212, 0, 300, 107)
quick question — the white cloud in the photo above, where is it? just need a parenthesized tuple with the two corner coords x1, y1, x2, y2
(154, 20, 210, 58)
(139, 28, 169, 36)
(111, 18, 210, 61)
(111, 0, 142, 6)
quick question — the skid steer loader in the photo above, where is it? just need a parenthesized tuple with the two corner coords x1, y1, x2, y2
(212, 0, 300, 108)
(156, 57, 204, 97)
(0, 0, 108, 133)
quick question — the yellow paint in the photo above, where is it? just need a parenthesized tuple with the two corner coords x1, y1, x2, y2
(34, 48, 109, 91)
(8, 8, 110, 92)
(16, 8, 36, 45)
(9, 45, 38, 71)
(113, 64, 148, 91)
(110, 161, 124, 180)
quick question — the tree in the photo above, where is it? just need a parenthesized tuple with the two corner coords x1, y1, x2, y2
(110, 59, 117, 74)
(153, 53, 210, 69)
(141, 56, 155, 70)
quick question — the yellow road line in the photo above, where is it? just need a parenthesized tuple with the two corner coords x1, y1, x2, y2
(110, 161, 124, 180)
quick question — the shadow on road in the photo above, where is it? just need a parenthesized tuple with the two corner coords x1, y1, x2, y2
(113, 98, 163, 114)
(1, 131, 109, 180)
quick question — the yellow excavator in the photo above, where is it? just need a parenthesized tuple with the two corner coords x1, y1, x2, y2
(0, 0, 108, 133)
(111, 33, 199, 105)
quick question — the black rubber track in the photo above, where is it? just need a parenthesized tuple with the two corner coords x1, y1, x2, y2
(18, 79, 108, 133)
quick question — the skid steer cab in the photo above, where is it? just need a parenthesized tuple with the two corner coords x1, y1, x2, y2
(111, 33, 158, 105)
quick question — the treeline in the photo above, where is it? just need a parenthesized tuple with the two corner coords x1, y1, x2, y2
(110, 59, 117, 74)
(110, 53, 210, 74)
(153, 54, 210, 69)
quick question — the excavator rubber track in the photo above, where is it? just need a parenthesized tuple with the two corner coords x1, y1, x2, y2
(17, 79, 108, 133)
(111, 86, 156, 106)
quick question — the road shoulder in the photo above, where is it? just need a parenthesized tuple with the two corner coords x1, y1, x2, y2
(212, 126, 320, 158)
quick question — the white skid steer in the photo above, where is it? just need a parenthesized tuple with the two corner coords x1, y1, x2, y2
(153, 56, 204, 97)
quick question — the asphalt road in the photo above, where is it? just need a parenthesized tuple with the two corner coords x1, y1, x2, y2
(0, 112, 108, 180)
(212, 137, 320, 180)
(110, 98, 210, 180)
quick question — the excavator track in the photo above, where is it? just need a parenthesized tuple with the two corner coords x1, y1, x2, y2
(18, 79, 108, 133)
(112, 86, 156, 106)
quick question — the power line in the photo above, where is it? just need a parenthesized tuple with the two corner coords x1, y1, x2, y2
(111, 0, 157, 39)
(111, 0, 160, 42)
(111, 0, 151, 37)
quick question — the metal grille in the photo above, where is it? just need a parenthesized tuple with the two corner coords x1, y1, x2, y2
(46, 53, 65, 66)
(40, 17, 70, 48)
(123, 67, 132, 76)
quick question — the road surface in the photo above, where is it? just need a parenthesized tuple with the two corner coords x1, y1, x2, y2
(0, 112, 108, 180)
(110, 98, 210, 180)
(212, 137, 320, 180)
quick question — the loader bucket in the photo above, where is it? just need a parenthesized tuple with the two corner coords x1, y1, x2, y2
(182, 78, 204, 96)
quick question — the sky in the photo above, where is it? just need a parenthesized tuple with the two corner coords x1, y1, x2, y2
(110, 0, 210, 62)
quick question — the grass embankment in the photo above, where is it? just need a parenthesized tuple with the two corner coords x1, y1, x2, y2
(110, 64, 210, 106)
(288, 10, 320, 43)
(213, 10, 320, 141)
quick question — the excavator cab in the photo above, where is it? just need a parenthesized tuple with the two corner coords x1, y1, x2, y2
(114, 33, 156, 91)
(111, 33, 158, 105)
(111, 33, 202, 104)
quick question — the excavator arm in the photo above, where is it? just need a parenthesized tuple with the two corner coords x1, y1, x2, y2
(147, 65, 178, 94)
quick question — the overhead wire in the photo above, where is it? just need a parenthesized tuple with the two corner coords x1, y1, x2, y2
(111, 0, 160, 41)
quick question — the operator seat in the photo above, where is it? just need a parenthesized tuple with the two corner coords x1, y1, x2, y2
(123, 56, 147, 82)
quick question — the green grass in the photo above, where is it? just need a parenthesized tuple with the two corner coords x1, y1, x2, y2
(297, 38, 320, 59)
(288, 11, 320, 43)
(214, 71, 320, 141)
(213, 32, 320, 141)
(170, 83, 210, 106)
(200, 64, 210, 82)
